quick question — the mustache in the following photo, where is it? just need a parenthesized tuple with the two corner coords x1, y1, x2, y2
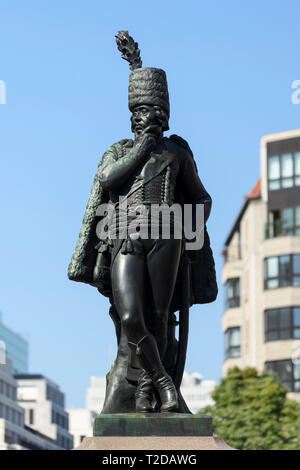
(133, 122, 146, 132)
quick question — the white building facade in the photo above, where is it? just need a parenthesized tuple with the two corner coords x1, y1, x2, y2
(66, 408, 96, 448)
(180, 372, 216, 413)
(223, 129, 300, 402)
(86, 376, 107, 414)
(0, 360, 60, 450)
(67, 376, 105, 447)
(15, 374, 73, 449)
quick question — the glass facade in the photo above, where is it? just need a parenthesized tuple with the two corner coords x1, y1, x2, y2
(0, 320, 28, 374)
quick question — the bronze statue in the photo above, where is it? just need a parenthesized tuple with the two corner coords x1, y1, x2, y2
(68, 32, 217, 414)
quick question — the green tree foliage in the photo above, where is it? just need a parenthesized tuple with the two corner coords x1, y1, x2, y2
(200, 367, 300, 450)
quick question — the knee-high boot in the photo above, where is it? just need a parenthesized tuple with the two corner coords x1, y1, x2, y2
(130, 334, 178, 412)
(128, 341, 154, 413)
(130, 335, 167, 413)
(135, 369, 154, 413)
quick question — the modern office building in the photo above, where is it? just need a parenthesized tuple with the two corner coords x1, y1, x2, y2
(14, 374, 73, 449)
(0, 359, 60, 450)
(222, 128, 300, 402)
(0, 313, 28, 374)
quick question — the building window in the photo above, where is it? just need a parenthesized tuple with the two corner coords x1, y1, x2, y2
(264, 254, 300, 289)
(265, 307, 300, 341)
(29, 409, 34, 425)
(266, 360, 300, 392)
(47, 384, 64, 407)
(225, 278, 240, 308)
(268, 152, 300, 190)
(266, 206, 300, 238)
(63, 415, 68, 430)
(225, 327, 241, 359)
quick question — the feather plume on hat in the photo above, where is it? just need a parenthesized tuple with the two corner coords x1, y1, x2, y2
(115, 31, 170, 118)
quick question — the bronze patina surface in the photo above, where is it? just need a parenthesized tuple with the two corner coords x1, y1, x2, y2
(68, 31, 217, 417)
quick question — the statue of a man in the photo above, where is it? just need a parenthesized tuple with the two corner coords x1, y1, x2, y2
(68, 32, 217, 414)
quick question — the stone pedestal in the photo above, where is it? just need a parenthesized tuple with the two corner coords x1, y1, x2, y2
(77, 435, 234, 450)
(76, 413, 234, 450)
(94, 413, 212, 437)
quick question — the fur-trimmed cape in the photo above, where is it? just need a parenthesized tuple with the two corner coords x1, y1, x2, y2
(68, 135, 218, 310)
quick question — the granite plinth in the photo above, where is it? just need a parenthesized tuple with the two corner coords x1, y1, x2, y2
(77, 436, 235, 450)
(93, 413, 212, 437)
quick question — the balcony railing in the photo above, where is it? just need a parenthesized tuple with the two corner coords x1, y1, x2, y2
(264, 221, 300, 239)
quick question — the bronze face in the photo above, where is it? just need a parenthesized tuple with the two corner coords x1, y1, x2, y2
(131, 105, 160, 136)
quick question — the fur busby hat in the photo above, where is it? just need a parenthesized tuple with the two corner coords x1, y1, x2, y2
(115, 31, 170, 119)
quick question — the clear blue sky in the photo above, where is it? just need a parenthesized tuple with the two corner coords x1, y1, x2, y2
(1, 0, 300, 408)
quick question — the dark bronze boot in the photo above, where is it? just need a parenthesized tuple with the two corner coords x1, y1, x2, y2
(136, 335, 178, 412)
(135, 370, 154, 413)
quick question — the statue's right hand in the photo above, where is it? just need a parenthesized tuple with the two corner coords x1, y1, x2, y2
(134, 130, 157, 151)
